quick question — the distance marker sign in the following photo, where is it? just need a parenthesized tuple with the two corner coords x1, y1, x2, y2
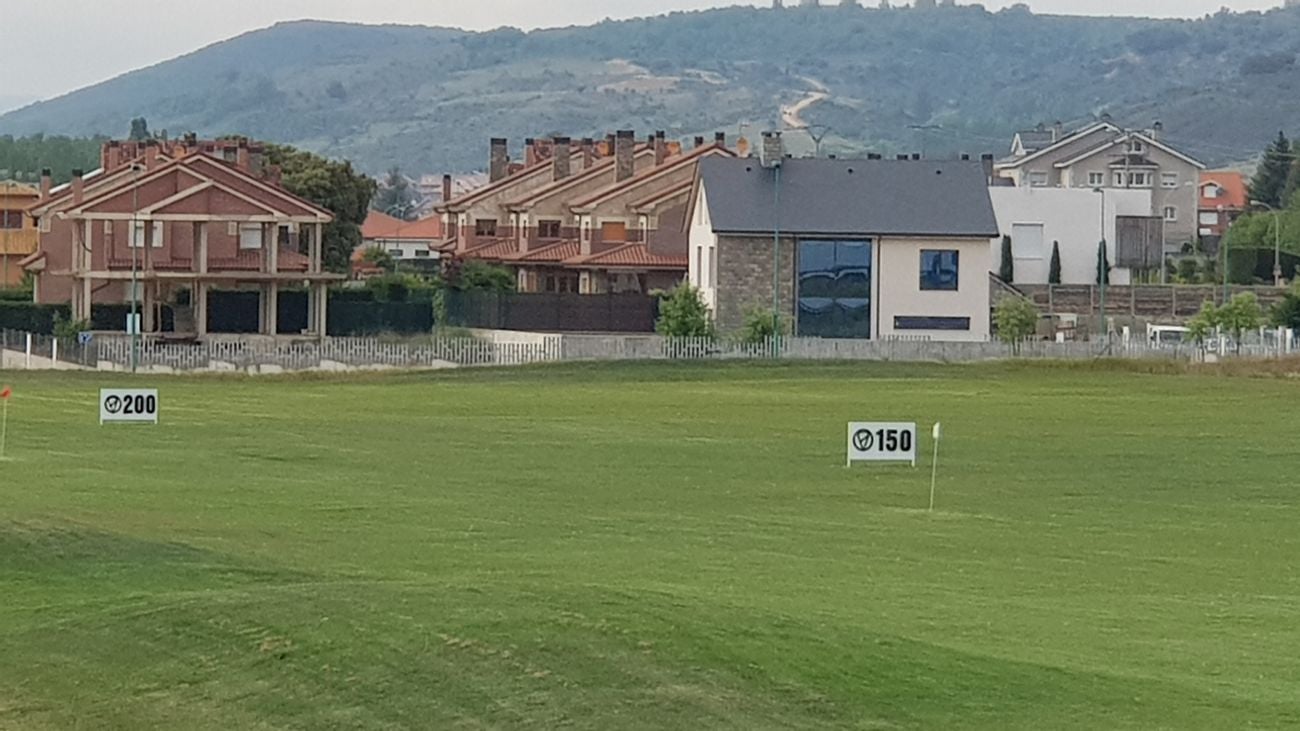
(100, 389, 159, 424)
(847, 422, 917, 466)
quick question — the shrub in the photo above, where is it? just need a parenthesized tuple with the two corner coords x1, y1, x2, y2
(1185, 300, 1219, 345)
(738, 308, 784, 345)
(52, 313, 91, 341)
(1272, 289, 1300, 329)
(1219, 293, 1263, 353)
(994, 296, 1038, 352)
(655, 284, 713, 338)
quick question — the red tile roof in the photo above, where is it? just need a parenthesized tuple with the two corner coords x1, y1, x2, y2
(564, 243, 686, 270)
(503, 240, 582, 263)
(460, 239, 520, 261)
(1200, 170, 1248, 211)
(361, 211, 443, 240)
(569, 145, 732, 210)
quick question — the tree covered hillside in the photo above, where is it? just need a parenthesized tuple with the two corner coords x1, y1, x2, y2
(2, 4, 1299, 173)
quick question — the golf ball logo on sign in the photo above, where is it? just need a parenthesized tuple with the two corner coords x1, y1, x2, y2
(100, 388, 159, 424)
(847, 422, 917, 466)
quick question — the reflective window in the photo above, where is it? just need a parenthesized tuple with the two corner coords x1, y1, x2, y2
(920, 250, 959, 291)
(797, 239, 871, 339)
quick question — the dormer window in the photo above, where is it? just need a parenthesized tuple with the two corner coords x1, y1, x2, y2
(1126, 140, 1145, 154)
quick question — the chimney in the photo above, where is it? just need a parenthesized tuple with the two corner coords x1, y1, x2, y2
(654, 131, 668, 166)
(70, 169, 85, 205)
(867, 153, 882, 160)
(236, 139, 251, 172)
(39, 168, 52, 200)
(896, 154, 909, 160)
(911, 153, 921, 161)
(552, 136, 572, 181)
(144, 140, 160, 171)
(714, 131, 726, 147)
(105, 141, 123, 171)
(980, 153, 995, 184)
(615, 129, 635, 182)
(489, 138, 508, 182)
(525, 138, 537, 167)
(1053, 120, 1063, 142)
(580, 138, 595, 169)
(442, 173, 453, 203)
(694, 135, 706, 149)
(760, 131, 784, 169)
(960, 153, 971, 161)
(604, 133, 616, 157)
(1151, 120, 1163, 141)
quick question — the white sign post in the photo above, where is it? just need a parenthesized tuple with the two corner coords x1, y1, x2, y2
(847, 422, 917, 467)
(99, 389, 159, 425)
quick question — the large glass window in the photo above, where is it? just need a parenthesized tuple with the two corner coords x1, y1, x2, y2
(920, 250, 960, 291)
(797, 239, 872, 339)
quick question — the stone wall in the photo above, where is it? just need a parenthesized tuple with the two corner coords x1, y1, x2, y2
(715, 234, 796, 332)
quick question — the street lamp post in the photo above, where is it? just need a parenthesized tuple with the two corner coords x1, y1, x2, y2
(130, 164, 142, 373)
(1250, 200, 1283, 287)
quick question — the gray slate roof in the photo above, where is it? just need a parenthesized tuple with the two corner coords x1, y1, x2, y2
(697, 157, 999, 239)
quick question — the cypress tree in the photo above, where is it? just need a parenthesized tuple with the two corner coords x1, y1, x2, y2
(999, 235, 1014, 282)
(1048, 241, 1062, 284)
(1096, 241, 1111, 285)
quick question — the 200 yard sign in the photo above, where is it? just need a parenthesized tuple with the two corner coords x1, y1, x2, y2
(847, 422, 917, 466)
(100, 389, 159, 424)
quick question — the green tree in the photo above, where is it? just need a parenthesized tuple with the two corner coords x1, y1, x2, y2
(999, 235, 1014, 282)
(655, 285, 713, 338)
(128, 117, 151, 141)
(1218, 292, 1263, 353)
(1048, 240, 1062, 285)
(995, 296, 1038, 352)
(1096, 241, 1111, 285)
(263, 144, 377, 274)
(361, 247, 396, 273)
(450, 260, 515, 292)
(1282, 141, 1300, 206)
(374, 167, 418, 220)
(1184, 300, 1219, 345)
(1271, 287, 1300, 329)
(1249, 131, 1293, 209)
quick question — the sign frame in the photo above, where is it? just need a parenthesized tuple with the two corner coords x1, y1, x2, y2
(847, 421, 918, 467)
(99, 388, 159, 425)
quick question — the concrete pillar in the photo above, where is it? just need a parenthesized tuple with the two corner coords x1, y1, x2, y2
(313, 222, 324, 273)
(195, 282, 208, 336)
(315, 282, 328, 338)
(266, 282, 279, 336)
(142, 281, 156, 333)
(264, 223, 278, 273)
(257, 285, 266, 334)
(198, 223, 209, 274)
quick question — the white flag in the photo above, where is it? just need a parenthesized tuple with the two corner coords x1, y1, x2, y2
(932, 422, 942, 440)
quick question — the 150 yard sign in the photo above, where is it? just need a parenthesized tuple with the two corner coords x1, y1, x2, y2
(847, 422, 917, 466)
(100, 389, 159, 424)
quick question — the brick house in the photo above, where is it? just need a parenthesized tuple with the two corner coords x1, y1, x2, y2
(688, 133, 999, 340)
(437, 131, 731, 294)
(22, 138, 338, 336)
(1, 181, 39, 287)
(1197, 170, 1248, 238)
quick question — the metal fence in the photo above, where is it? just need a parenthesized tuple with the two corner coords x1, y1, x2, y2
(1, 329, 1296, 373)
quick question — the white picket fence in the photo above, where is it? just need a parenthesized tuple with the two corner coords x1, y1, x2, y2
(2, 328, 1296, 373)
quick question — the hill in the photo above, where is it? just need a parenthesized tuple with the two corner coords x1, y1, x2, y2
(2, 5, 1300, 174)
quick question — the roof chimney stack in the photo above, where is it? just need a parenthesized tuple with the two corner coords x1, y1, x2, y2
(694, 136, 706, 149)
(759, 131, 784, 169)
(654, 130, 668, 166)
(524, 138, 538, 167)
(236, 139, 251, 172)
(714, 131, 726, 146)
(144, 140, 160, 171)
(70, 169, 85, 205)
(552, 136, 572, 181)
(911, 153, 921, 161)
(442, 173, 452, 203)
(1151, 120, 1163, 141)
(604, 133, 616, 157)
(1052, 120, 1063, 142)
(980, 153, 995, 184)
(580, 138, 595, 169)
(39, 168, 52, 201)
(615, 130, 636, 182)
(896, 154, 909, 161)
(489, 138, 508, 182)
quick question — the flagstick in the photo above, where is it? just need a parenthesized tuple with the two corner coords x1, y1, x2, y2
(928, 423, 941, 512)
(0, 398, 8, 462)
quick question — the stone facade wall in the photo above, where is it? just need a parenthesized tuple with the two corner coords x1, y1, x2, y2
(715, 234, 796, 332)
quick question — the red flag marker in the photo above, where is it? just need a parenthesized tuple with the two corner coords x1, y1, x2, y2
(0, 386, 11, 400)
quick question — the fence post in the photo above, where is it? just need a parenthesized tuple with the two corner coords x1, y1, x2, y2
(25, 333, 32, 369)
(52, 338, 58, 365)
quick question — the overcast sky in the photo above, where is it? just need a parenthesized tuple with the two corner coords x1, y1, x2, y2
(0, 0, 1281, 104)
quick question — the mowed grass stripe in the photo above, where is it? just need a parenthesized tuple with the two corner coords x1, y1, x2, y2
(0, 363, 1297, 729)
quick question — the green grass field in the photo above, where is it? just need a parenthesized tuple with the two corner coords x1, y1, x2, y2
(1, 362, 1298, 730)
